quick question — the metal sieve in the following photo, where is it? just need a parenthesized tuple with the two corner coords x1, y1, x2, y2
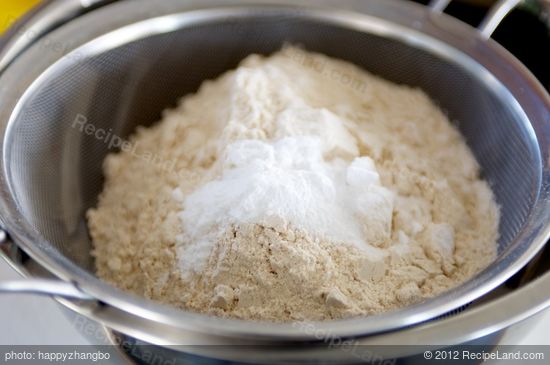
(0, 0, 549, 361)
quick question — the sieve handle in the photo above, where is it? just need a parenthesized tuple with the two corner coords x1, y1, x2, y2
(428, 0, 535, 38)
(0, 229, 95, 301)
(0, 280, 95, 301)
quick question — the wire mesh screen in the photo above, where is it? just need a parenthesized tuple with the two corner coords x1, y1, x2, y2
(3, 14, 540, 273)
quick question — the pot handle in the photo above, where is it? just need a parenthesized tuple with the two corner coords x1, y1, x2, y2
(429, 0, 540, 38)
(477, 0, 524, 37)
(0, 230, 95, 301)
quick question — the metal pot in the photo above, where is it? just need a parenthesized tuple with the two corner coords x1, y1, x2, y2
(0, 0, 549, 363)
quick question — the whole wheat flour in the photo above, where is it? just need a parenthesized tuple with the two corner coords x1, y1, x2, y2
(88, 46, 499, 322)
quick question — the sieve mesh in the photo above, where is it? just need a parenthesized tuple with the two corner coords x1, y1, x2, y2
(3, 15, 540, 276)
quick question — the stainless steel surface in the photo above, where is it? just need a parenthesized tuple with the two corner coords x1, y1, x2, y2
(428, 0, 453, 12)
(0, 0, 548, 360)
(429, 0, 531, 38)
(0, 279, 94, 300)
(0, 228, 7, 245)
(0, 230, 93, 300)
(81, 0, 115, 7)
(0, 0, 112, 74)
(4, 243, 550, 362)
(479, 0, 524, 37)
(109, 271, 550, 362)
(0, 260, 96, 346)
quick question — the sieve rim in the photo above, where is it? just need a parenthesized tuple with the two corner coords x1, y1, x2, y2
(0, 0, 549, 342)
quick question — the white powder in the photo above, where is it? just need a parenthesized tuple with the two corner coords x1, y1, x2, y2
(177, 136, 392, 276)
(88, 46, 499, 322)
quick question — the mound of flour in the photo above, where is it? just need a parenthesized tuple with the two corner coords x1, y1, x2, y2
(88, 46, 499, 321)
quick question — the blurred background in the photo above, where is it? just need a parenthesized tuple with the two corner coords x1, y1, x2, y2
(0, 0, 39, 33)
